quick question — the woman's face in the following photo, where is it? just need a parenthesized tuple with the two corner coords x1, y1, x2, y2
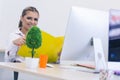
(21, 11, 39, 31)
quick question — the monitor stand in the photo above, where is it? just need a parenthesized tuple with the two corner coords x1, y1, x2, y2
(92, 37, 107, 71)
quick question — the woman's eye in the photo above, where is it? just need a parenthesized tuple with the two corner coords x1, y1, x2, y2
(27, 17, 32, 20)
(26, 17, 38, 21)
(34, 18, 38, 21)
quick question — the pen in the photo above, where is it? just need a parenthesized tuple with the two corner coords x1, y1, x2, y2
(73, 64, 95, 69)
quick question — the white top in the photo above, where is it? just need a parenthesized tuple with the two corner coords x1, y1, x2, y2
(4, 29, 25, 62)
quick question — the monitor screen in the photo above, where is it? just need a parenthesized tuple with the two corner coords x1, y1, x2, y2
(109, 9, 120, 61)
(60, 6, 108, 62)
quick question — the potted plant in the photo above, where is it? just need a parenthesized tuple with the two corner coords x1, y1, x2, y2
(25, 26, 42, 68)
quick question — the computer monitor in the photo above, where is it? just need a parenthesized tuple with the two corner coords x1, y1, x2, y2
(107, 9, 120, 71)
(60, 6, 109, 62)
(109, 9, 120, 61)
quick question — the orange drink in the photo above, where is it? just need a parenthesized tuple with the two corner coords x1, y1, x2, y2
(39, 54, 48, 68)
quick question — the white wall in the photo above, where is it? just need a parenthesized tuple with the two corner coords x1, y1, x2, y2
(0, 0, 120, 51)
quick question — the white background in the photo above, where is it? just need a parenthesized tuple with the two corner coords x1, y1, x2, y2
(0, 0, 120, 50)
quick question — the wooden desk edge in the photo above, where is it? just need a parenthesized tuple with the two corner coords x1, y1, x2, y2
(0, 62, 64, 80)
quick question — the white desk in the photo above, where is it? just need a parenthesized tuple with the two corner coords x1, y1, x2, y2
(0, 61, 99, 80)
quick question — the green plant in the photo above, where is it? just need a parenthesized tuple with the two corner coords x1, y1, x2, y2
(26, 26, 42, 58)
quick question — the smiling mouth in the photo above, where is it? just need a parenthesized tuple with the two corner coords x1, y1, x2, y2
(28, 24, 33, 27)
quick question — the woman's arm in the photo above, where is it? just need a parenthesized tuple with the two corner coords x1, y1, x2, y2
(5, 30, 25, 62)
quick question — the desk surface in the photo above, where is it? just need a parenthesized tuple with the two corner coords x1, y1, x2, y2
(0, 61, 99, 80)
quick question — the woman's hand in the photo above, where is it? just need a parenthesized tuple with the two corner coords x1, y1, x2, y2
(13, 36, 26, 46)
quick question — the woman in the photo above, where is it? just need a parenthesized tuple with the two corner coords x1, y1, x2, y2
(4, 6, 40, 80)
(5, 6, 39, 62)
